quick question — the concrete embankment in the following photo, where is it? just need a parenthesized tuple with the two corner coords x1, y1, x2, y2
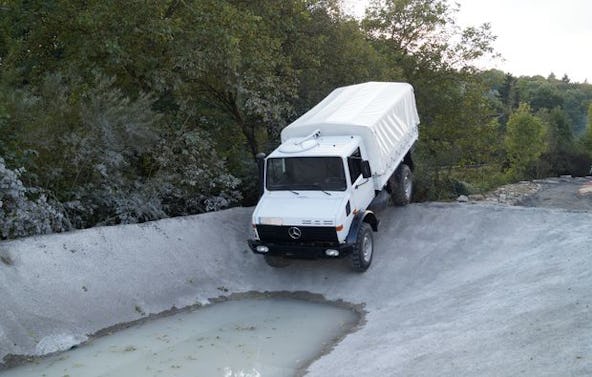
(1, 203, 591, 376)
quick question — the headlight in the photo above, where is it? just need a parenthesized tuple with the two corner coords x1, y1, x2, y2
(260, 217, 283, 226)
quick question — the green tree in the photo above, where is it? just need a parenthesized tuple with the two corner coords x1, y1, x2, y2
(514, 75, 592, 135)
(498, 73, 519, 125)
(504, 103, 547, 179)
(362, 0, 500, 198)
(0, 0, 250, 230)
(582, 104, 592, 156)
(529, 84, 564, 112)
(0, 0, 177, 92)
(548, 107, 573, 149)
(172, 0, 299, 159)
(563, 86, 592, 135)
(537, 106, 580, 175)
(363, 0, 496, 76)
(287, 2, 391, 115)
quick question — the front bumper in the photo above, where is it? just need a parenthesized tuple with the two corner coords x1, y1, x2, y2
(248, 240, 354, 259)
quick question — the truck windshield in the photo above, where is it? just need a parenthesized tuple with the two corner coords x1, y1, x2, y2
(266, 157, 347, 191)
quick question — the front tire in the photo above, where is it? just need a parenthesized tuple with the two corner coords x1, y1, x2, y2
(351, 223, 374, 272)
(389, 164, 413, 206)
(264, 255, 291, 268)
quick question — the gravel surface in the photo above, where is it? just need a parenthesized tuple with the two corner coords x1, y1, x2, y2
(1, 178, 591, 376)
(463, 176, 592, 212)
(519, 176, 592, 211)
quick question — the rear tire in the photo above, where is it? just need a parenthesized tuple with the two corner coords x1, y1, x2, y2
(389, 164, 413, 206)
(264, 255, 291, 268)
(351, 223, 373, 272)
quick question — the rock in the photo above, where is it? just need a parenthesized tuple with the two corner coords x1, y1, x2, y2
(483, 181, 542, 205)
(537, 179, 560, 184)
(469, 194, 485, 201)
(577, 184, 592, 197)
(457, 195, 469, 203)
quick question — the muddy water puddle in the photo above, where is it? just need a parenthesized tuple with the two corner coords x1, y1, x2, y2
(1, 298, 359, 377)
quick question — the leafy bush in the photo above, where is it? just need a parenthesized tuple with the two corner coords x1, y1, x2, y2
(150, 129, 242, 215)
(0, 73, 242, 237)
(55, 75, 163, 226)
(53, 75, 241, 226)
(0, 158, 70, 239)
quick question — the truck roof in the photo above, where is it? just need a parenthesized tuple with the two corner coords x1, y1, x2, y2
(281, 82, 419, 142)
(280, 82, 420, 186)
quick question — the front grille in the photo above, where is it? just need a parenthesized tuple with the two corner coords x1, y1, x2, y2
(301, 219, 334, 226)
(257, 225, 338, 243)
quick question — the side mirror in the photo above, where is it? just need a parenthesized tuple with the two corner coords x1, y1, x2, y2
(361, 160, 372, 178)
(256, 153, 266, 198)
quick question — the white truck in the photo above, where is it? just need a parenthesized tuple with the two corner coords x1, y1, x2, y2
(248, 82, 420, 272)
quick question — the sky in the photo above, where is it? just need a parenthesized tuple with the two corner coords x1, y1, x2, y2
(342, 0, 592, 83)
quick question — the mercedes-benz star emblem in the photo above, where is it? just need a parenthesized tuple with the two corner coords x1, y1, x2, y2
(288, 227, 302, 240)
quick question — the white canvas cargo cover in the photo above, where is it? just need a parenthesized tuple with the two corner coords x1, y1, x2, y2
(281, 82, 420, 190)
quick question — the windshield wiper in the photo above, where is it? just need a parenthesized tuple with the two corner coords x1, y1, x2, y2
(319, 188, 331, 196)
(292, 184, 332, 196)
(270, 184, 332, 195)
(268, 184, 300, 195)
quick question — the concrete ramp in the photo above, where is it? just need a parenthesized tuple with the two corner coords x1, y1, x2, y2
(1, 203, 591, 376)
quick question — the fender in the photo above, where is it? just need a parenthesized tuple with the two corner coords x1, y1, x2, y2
(345, 210, 379, 245)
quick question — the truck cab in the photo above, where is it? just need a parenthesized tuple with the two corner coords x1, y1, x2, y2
(249, 132, 379, 271)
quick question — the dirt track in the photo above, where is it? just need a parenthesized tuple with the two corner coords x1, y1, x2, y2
(518, 176, 592, 211)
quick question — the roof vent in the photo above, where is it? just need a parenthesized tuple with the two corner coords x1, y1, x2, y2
(279, 129, 321, 153)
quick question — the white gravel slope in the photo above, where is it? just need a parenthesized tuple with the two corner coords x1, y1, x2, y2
(0, 203, 591, 376)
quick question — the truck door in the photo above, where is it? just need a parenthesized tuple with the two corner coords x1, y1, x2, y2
(348, 148, 374, 215)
